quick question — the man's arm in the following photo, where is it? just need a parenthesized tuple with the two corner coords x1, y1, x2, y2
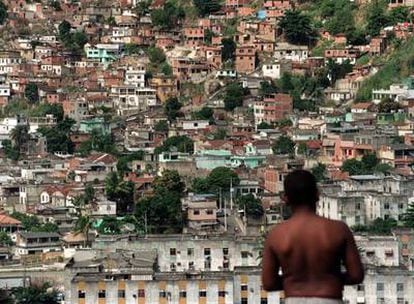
(341, 223, 364, 285)
(261, 232, 283, 291)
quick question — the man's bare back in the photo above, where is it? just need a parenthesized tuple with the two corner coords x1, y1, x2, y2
(262, 212, 364, 299)
(261, 170, 364, 300)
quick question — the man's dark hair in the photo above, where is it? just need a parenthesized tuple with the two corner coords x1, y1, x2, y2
(283, 169, 318, 208)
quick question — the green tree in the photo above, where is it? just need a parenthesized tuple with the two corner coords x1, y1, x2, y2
(0, 288, 13, 304)
(193, 0, 221, 17)
(257, 122, 272, 129)
(191, 177, 210, 193)
(326, 59, 353, 86)
(33, 222, 59, 233)
(388, 6, 410, 24)
(341, 158, 365, 175)
(161, 62, 173, 76)
(11, 212, 40, 231)
(224, 82, 244, 111)
(12, 283, 59, 304)
(74, 215, 94, 246)
(151, 2, 185, 29)
(165, 97, 182, 121)
(374, 163, 393, 174)
(25, 83, 39, 104)
(279, 10, 316, 45)
(272, 135, 295, 155)
(194, 107, 214, 120)
(147, 47, 166, 64)
(361, 153, 379, 172)
(153, 170, 185, 194)
(221, 38, 236, 62)
(207, 167, 240, 191)
(154, 120, 169, 132)
(260, 81, 278, 95)
(105, 172, 135, 214)
(311, 163, 327, 182)
(84, 183, 95, 204)
(297, 142, 308, 155)
(213, 128, 227, 140)
(369, 217, 398, 234)
(237, 194, 264, 218)
(0, 0, 7, 25)
(366, 1, 389, 37)
(155, 135, 194, 154)
(58, 20, 71, 41)
(38, 117, 76, 154)
(124, 44, 141, 55)
(378, 97, 401, 113)
(97, 216, 121, 234)
(403, 202, 414, 228)
(10, 125, 29, 153)
(0, 231, 12, 246)
(2, 139, 19, 161)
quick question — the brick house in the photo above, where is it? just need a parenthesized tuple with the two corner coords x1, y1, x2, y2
(235, 45, 256, 74)
(254, 93, 293, 125)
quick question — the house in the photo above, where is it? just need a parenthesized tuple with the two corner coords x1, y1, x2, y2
(372, 83, 414, 104)
(351, 102, 376, 113)
(182, 193, 218, 230)
(79, 117, 111, 135)
(274, 43, 308, 62)
(84, 43, 124, 64)
(324, 48, 361, 64)
(15, 231, 61, 256)
(149, 74, 178, 103)
(184, 27, 205, 48)
(253, 93, 293, 125)
(0, 212, 21, 241)
(235, 45, 256, 74)
(261, 60, 292, 79)
(0, 50, 22, 75)
(171, 57, 210, 81)
(204, 46, 222, 69)
(124, 67, 145, 87)
(40, 185, 75, 208)
(110, 85, 157, 115)
(378, 144, 414, 169)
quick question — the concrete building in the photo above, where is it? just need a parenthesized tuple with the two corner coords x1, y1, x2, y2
(15, 232, 61, 256)
(235, 45, 256, 74)
(182, 194, 218, 230)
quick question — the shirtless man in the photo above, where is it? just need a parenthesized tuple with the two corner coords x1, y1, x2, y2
(262, 170, 364, 303)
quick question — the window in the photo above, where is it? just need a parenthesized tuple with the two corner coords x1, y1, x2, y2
(159, 290, 166, 298)
(170, 248, 176, 256)
(179, 291, 187, 298)
(397, 298, 405, 304)
(206, 209, 213, 215)
(118, 290, 125, 298)
(223, 248, 229, 255)
(356, 203, 361, 210)
(98, 290, 106, 298)
(241, 251, 249, 258)
(187, 248, 194, 256)
(241, 284, 248, 291)
(377, 298, 385, 304)
(397, 283, 404, 292)
(402, 243, 408, 249)
(78, 290, 86, 298)
(170, 263, 176, 271)
(218, 290, 226, 297)
(241, 298, 248, 304)
(261, 298, 268, 304)
(137, 289, 145, 297)
(357, 284, 364, 291)
(399, 203, 404, 209)
(199, 290, 207, 297)
(384, 203, 390, 210)
(204, 248, 211, 255)
(377, 283, 384, 291)
(193, 210, 200, 215)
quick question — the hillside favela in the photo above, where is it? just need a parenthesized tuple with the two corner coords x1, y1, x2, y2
(2, 0, 414, 303)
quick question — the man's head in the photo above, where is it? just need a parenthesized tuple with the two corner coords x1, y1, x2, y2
(283, 169, 319, 210)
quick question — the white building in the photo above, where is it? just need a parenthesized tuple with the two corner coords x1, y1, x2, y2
(124, 67, 146, 87)
(274, 43, 308, 62)
(110, 85, 157, 115)
(372, 83, 414, 104)
(261, 60, 292, 79)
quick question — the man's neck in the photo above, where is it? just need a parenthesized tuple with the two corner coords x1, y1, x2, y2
(290, 205, 316, 217)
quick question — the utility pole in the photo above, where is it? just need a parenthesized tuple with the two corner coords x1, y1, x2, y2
(230, 177, 234, 210)
(224, 193, 227, 232)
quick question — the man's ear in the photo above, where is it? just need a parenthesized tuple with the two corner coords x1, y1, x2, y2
(281, 193, 288, 204)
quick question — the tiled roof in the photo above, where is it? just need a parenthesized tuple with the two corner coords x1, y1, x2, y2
(0, 213, 21, 226)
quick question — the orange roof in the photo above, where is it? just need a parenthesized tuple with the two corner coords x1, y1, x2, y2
(0, 213, 21, 226)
